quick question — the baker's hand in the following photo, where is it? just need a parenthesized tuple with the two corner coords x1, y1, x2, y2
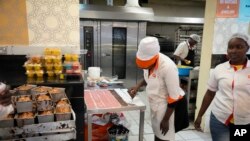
(184, 59, 191, 65)
(128, 87, 138, 99)
(160, 118, 169, 136)
(194, 116, 203, 132)
(0, 86, 12, 106)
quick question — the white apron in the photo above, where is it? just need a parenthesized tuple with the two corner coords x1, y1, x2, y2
(144, 70, 175, 141)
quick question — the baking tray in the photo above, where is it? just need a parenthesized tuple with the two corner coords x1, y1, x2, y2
(56, 97, 71, 106)
(36, 93, 53, 111)
(0, 114, 14, 128)
(15, 113, 36, 127)
(21, 133, 39, 138)
(30, 86, 52, 95)
(55, 106, 72, 121)
(37, 111, 54, 123)
(49, 87, 66, 102)
(14, 129, 76, 141)
(0, 109, 76, 139)
(15, 84, 36, 95)
(15, 95, 35, 113)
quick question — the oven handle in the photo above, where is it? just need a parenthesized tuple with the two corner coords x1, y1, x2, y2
(101, 53, 111, 57)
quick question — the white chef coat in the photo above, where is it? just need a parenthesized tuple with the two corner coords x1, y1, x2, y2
(208, 60, 250, 125)
(173, 41, 196, 65)
(143, 53, 185, 140)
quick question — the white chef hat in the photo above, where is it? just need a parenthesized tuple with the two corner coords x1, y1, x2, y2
(136, 37, 160, 68)
(229, 33, 250, 47)
(190, 34, 201, 43)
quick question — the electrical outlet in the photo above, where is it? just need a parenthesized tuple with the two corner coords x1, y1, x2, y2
(0, 47, 7, 54)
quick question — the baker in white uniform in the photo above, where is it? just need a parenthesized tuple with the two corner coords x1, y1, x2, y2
(173, 34, 200, 67)
(129, 37, 185, 141)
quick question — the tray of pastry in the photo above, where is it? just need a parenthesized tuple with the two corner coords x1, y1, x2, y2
(0, 85, 76, 140)
(48, 87, 66, 102)
(35, 93, 53, 111)
(37, 110, 54, 123)
(55, 98, 72, 121)
(0, 109, 76, 140)
(0, 114, 15, 128)
(30, 86, 52, 95)
(15, 95, 36, 113)
(14, 84, 37, 95)
(15, 112, 36, 127)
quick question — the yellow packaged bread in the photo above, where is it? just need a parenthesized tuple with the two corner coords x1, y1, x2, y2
(36, 70, 44, 77)
(26, 70, 35, 77)
(47, 71, 54, 77)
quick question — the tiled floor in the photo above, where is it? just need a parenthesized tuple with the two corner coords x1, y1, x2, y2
(124, 91, 212, 141)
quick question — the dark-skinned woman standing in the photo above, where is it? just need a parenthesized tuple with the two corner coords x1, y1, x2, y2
(194, 33, 250, 141)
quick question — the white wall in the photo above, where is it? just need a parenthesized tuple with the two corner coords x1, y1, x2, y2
(1, 0, 80, 55)
(26, 0, 79, 48)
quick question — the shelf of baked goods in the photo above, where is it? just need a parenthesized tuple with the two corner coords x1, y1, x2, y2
(23, 48, 63, 78)
(0, 85, 76, 140)
(23, 48, 82, 80)
(63, 61, 82, 80)
(63, 52, 82, 80)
